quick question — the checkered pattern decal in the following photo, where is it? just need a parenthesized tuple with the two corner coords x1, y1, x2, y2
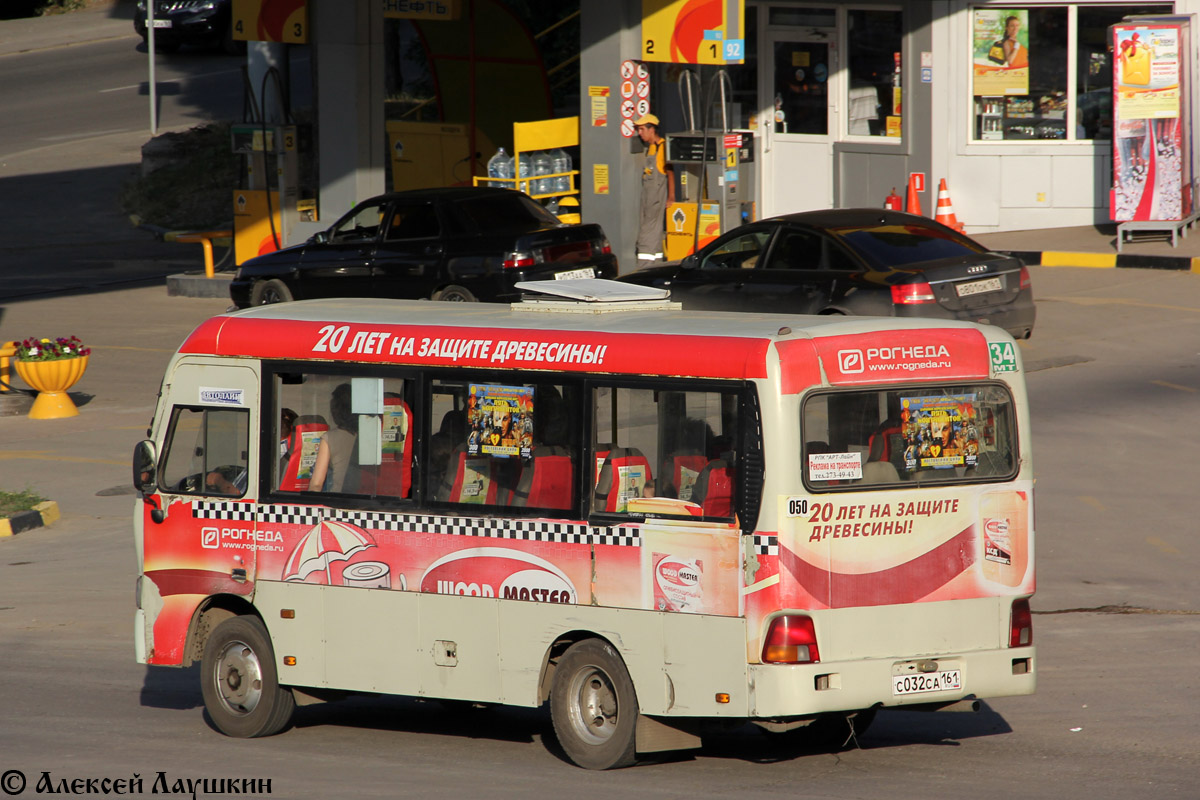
(192, 501, 642, 547)
(752, 534, 778, 556)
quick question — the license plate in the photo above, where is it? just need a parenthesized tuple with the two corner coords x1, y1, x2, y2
(151, 19, 172, 28)
(956, 277, 1002, 297)
(555, 267, 594, 280)
(892, 669, 962, 696)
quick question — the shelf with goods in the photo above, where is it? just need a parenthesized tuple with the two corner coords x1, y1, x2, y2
(977, 94, 1067, 141)
(475, 116, 581, 201)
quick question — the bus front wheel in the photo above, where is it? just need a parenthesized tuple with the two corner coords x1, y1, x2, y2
(550, 639, 638, 770)
(200, 616, 295, 738)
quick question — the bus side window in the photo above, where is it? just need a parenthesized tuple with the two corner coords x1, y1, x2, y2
(274, 372, 413, 499)
(159, 406, 250, 497)
(431, 379, 578, 514)
(592, 386, 739, 519)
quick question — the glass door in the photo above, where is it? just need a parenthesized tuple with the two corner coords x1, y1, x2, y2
(759, 10, 839, 216)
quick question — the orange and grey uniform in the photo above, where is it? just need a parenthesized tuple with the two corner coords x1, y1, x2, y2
(637, 138, 668, 260)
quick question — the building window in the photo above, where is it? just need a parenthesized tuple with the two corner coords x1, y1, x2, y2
(971, 4, 1172, 142)
(847, 9, 904, 137)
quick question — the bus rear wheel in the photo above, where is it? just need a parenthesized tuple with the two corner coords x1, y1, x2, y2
(550, 639, 638, 770)
(200, 616, 295, 738)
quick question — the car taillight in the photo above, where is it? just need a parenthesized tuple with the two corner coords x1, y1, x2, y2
(762, 615, 820, 664)
(592, 237, 612, 256)
(1019, 265, 1031, 290)
(1010, 598, 1033, 647)
(891, 281, 936, 305)
(502, 250, 538, 269)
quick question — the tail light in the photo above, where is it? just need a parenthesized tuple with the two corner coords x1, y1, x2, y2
(762, 615, 820, 664)
(1010, 598, 1033, 647)
(502, 250, 541, 269)
(1019, 265, 1031, 290)
(891, 281, 936, 305)
(591, 237, 612, 257)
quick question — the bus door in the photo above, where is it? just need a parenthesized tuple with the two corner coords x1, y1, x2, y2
(139, 361, 260, 665)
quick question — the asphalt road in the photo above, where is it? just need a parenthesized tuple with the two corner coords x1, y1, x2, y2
(0, 22, 273, 298)
(1, 269, 1198, 799)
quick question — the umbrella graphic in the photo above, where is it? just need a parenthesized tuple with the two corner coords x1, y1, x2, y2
(282, 520, 375, 584)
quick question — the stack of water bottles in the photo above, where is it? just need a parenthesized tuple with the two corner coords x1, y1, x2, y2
(487, 148, 572, 196)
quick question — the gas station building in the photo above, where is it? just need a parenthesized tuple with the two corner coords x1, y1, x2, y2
(255, 0, 1200, 271)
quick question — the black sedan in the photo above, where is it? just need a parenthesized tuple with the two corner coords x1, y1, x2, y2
(621, 209, 1035, 338)
(230, 187, 618, 308)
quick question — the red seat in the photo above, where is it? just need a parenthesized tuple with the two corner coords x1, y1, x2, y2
(665, 452, 708, 502)
(440, 446, 503, 505)
(357, 396, 413, 498)
(278, 415, 328, 491)
(693, 459, 735, 517)
(511, 446, 574, 510)
(594, 447, 653, 513)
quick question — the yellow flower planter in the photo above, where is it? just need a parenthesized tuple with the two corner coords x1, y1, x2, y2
(14, 355, 89, 419)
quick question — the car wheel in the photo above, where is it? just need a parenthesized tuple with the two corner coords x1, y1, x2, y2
(200, 616, 295, 738)
(550, 639, 638, 770)
(250, 279, 294, 305)
(433, 285, 477, 302)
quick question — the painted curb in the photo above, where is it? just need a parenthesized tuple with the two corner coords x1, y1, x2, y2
(999, 249, 1200, 272)
(0, 501, 60, 537)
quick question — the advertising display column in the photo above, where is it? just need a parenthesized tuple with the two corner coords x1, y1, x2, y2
(1110, 16, 1197, 248)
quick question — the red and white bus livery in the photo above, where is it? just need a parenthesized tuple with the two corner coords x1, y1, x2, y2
(133, 281, 1034, 769)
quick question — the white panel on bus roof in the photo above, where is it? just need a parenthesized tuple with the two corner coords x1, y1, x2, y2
(514, 278, 670, 302)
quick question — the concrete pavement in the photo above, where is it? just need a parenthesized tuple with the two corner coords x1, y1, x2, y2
(0, 0, 132, 59)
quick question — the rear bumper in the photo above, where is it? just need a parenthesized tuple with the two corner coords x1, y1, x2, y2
(898, 295, 1037, 339)
(748, 646, 1036, 718)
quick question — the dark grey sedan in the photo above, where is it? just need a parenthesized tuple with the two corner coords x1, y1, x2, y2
(620, 209, 1035, 338)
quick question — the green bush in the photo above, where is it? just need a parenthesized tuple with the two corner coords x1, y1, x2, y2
(120, 122, 240, 231)
(0, 488, 45, 518)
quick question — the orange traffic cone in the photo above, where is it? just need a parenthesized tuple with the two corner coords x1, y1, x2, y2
(905, 173, 922, 215)
(934, 179, 965, 232)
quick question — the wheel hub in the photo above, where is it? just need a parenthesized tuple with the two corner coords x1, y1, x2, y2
(215, 641, 263, 716)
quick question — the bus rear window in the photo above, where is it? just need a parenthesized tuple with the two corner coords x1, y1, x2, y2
(801, 383, 1017, 490)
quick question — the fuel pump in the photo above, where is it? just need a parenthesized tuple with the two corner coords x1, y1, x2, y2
(231, 67, 308, 266)
(663, 69, 756, 261)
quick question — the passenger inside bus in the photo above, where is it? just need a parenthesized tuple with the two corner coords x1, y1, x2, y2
(310, 383, 359, 493)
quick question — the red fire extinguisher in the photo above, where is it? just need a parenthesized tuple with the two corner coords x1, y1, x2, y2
(884, 187, 903, 210)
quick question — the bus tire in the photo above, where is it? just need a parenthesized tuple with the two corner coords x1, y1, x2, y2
(200, 616, 295, 738)
(250, 279, 293, 305)
(433, 284, 476, 302)
(550, 639, 638, 770)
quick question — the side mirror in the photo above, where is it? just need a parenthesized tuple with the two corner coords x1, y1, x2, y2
(680, 254, 698, 269)
(134, 440, 168, 523)
(133, 440, 158, 495)
(308, 231, 329, 245)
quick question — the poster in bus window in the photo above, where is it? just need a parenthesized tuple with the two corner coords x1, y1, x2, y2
(1110, 20, 1192, 222)
(467, 384, 533, 458)
(972, 9, 1029, 96)
(380, 398, 409, 460)
(900, 394, 980, 472)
